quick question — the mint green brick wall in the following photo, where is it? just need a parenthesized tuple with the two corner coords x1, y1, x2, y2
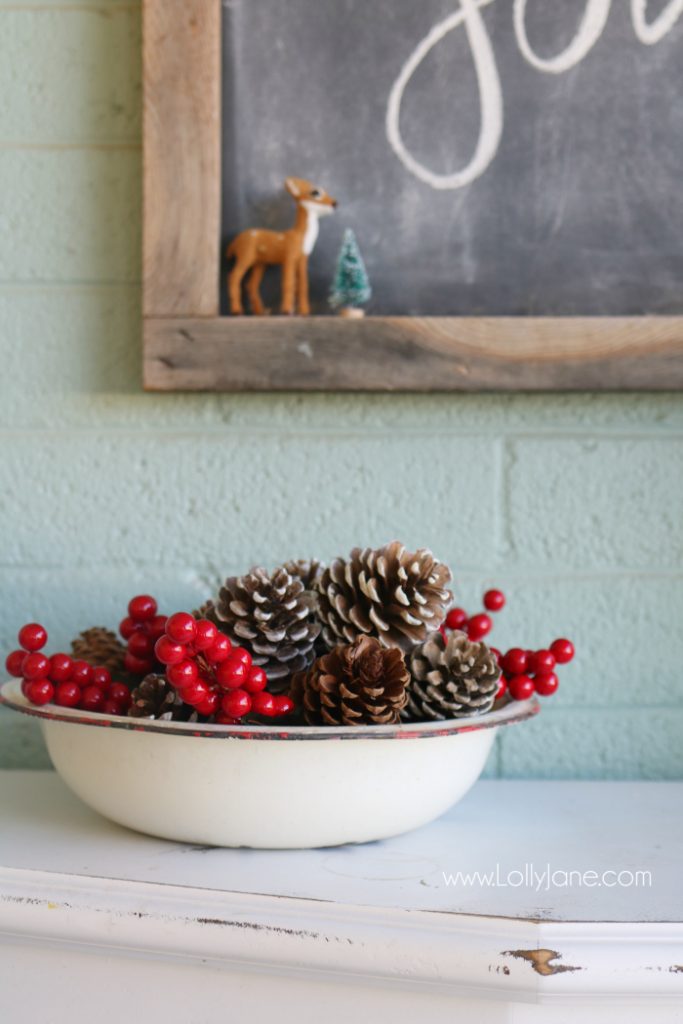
(1, 0, 682, 777)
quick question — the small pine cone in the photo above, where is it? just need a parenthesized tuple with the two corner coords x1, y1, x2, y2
(290, 635, 409, 726)
(282, 559, 324, 591)
(215, 565, 321, 688)
(128, 674, 186, 720)
(315, 541, 452, 653)
(404, 630, 501, 721)
(71, 627, 126, 676)
(193, 599, 218, 623)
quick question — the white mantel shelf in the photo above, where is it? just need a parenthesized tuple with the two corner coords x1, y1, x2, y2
(0, 772, 682, 1023)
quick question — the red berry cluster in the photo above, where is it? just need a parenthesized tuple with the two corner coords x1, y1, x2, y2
(119, 595, 168, 676)
(5, 623, 131, 715)
(442, 588, 506, 642)
(441, 588, 575, 703)
(494, 639, 575, 702)
(155, 612, 294, 722)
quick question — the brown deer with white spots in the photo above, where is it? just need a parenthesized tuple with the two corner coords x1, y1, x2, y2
(226, 177, 337, 316)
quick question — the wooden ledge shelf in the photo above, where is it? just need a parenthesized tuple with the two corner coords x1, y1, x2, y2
(143, 315, 683, 392)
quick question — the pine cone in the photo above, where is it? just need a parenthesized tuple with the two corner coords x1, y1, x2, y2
(282, 559, 324, 591)
(290, 635, 409, 726)
(71, 627, 126, 676)
(315, 541, 452, 653)
(127, 674, 187, 720)
(215, 565, 321, 687)
(404, 630, 501, 720)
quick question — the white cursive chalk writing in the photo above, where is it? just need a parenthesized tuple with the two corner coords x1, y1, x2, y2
(386, 0, 682, 190)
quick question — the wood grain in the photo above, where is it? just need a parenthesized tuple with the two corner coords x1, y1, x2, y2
(143, 316, 683, 391)
(143, 0, 221, 317)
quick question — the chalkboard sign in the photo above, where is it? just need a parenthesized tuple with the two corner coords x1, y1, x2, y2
(142, 0, 683, 392)
(221, 0, 683, 316)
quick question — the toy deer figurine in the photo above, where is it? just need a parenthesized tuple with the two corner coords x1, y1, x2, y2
(227, 177, 337, 316)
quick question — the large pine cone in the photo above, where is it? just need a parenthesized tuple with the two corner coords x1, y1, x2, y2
(215, 565, 321, 687)
(315, 541, 452, 653)
(128, 674, 189, 720)
(405, 630, 501, 720)
(290, 635, 409, 726)
(71, 627, 126, 676)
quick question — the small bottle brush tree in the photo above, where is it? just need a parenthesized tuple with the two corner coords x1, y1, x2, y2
(329, 229, 371, 317)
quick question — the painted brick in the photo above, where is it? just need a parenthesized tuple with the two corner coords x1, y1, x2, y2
(0, 434, 497, 571)
(498, 706, 683, 780)
(506, 438, 683, 570)
(0, 149, 140, 281)
(0, 8, 140, 143)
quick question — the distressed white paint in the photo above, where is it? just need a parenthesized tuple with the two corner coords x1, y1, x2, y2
(0, 774, 682, 1022)
(386, 0, 681, 190)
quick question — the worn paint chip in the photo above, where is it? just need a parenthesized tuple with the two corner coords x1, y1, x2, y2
(502, 948, 582, 976)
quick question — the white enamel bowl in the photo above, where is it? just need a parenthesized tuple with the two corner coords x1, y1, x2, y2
(1, 680, 538, 849)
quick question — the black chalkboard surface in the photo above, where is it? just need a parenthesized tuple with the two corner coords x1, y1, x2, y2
(221, 0, 682, 317)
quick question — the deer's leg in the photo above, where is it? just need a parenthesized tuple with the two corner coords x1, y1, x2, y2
(247, 263, 268, 315)
(281, 255, 296, 315)
(297, 255, 310, 315)
(228, 257, 250, 315)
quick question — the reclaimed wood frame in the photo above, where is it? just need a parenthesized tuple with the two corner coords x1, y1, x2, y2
(142, 0, 683, 392)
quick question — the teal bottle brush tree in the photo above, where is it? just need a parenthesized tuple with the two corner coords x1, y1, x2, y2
(329, 229, 372, 318)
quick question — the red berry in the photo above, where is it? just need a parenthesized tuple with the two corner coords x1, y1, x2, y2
(119, 616, 142, 640)
(127, 630, 154, 659)
(22, 652, 50, 680)
(529, 649, 556, 674)
(272, 695, 294, 717)
(6, 649, 27, 678)
(483, 589, 506, 612)
(154, 635, 187, 665)
(92, 666, 112, 688)
(193, 619, 218, 651)
(489, 647, 502, 664)
(128, 595, 158, 622)
(496, 676, 507, 700)
(21, 679, 31, 698)
(221, 689, 251, 719)
(107, 682, 131, 705)
(534, 671, 559, 697)
(502, 648, 528, 676)
(215, 712, 240, 725)
(206, 634, 232, 664)
(102, 699, 125, 716)
(55, 681, 81, 708)
(26, 679, 54, 705)
(252, 691, 275, 716)
(70, 660, 94, 685)
(550, 638, 575, 664)
(49, 653, 73, 682)
(18, 623, 48, 652)
(147, 615, 168, 639)
(194, 690, 220, 717)
(167, 659, 199, 689)
(230, 646, 252, 670)
(215, 655, 249, 690)
(165, 612, 197, 644)
(178, 678, 210, 706)
(467, 614, 492, 641)
(445, 608, 468, 631)
(124, 651, 154, 676)
(508, 674, 535, 701)
(80, 684, 106, 712)
(244, 666, 268, 694)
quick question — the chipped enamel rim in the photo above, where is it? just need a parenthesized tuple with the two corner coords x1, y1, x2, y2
(0, 679, 539, 741)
